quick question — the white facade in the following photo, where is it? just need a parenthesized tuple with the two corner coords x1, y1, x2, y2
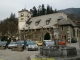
(18, 9, 31, 30)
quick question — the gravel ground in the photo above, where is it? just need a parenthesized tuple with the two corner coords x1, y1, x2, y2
(0, 49, 39, 60)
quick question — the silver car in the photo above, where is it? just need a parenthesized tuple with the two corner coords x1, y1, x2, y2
(28, 42, 38, 51)
(8, 42, 17, 49)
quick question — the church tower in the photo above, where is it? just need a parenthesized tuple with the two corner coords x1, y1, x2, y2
(18, 8, 31, 40)
(18, 8, 31, 30)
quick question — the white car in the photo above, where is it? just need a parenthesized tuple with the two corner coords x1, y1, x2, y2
(28, 42, 38, 51)
(8, 42, 17, 49)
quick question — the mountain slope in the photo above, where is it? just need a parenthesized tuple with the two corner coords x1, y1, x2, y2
(59, 8, 80, 15)
(59, 8, 80, 27)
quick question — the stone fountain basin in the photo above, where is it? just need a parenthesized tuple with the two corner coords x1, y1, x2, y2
(40, 46, 77, 57)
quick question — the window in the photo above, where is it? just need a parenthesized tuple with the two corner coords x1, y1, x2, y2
(58, 16, 62, 20)
(61, 26, 64, 31)
(26, 24, 29, 27)
(21, 13, 24, 17)
(57, 16, 62, 22)
(26, 21, 32, 27)
(46, 21, 49, 25)
(73, 29, 75, 36)
(35, 19, 41, 26)
(21, 18, 24, 20)
(35, 23, 38, 26)
(46, 18, 51, 25)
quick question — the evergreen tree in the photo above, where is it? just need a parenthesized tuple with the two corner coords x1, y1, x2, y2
(50, 6, 54, 14)
(46, 5, 50, 14)
(54, 9, 57, 13)
(30, 9, 33, 17)
(42, 4, 46, 15)
(38, 5, 42, 15)
(9, 13, 16, 21)
(33, 6, 37, 17)
(37, 9, 40, 16)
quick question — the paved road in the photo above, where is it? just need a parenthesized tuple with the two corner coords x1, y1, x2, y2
(0, 49, 39, 60)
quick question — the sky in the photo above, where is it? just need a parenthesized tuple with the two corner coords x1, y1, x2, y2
(0, 0, 80, 20)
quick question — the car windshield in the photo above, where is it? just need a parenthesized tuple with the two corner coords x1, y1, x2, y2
(17, 41, 24, 44)
(38, 41, 42, 43)
(10, 42, 16, 44)
(2, 41, 7, 43)
(29, 42, 36, 45)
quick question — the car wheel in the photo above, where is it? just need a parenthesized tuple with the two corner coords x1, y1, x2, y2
(36, 48, 38, 51)
(4, 46, 7, 49)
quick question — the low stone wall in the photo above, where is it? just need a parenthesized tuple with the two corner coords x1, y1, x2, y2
(0, 45, 6, 50)
(11, 46, 24, 51)
(40, 46, 77, 57)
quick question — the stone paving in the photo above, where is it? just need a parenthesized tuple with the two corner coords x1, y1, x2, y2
(0, 49, 39, 60)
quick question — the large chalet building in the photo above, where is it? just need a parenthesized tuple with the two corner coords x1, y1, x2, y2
(18, 9, 80, 43)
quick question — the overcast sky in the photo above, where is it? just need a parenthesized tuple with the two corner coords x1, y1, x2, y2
(0, 0, 80, 20)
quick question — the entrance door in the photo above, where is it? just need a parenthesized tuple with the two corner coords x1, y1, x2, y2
(44, 33, 50, 40)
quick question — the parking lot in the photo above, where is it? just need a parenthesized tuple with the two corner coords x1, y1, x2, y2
(0, 42, 80, 60)
(0, 48, 39, 60)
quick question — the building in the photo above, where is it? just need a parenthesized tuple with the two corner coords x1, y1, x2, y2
(18, 9, 80, 43)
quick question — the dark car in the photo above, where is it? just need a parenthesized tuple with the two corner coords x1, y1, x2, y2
(16, 41, 25, 49)
(71, 38, 77, 43)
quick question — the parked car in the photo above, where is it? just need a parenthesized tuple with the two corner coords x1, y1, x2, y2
(71, 38, 77, 43)
(28, 41, 38, 51)
(26, 39, 32, 46)
(42, 40, 54, 47)
(58, 39, 66, 45)
(8, 42, 17, 49)
(36, 41, 43, 46)
(16, 40, 25, 49)
(0, 41, 7, 49)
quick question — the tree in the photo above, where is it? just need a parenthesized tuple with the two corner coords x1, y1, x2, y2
(9, 13, 15, 21)
(32, 6, 37, 17)
(42, 4, 46, 15)
(37, 9, 40, 16)
(54, 9, 58, 13)
(38, 5, 42, 16)
(46, 5, 51, 14)
(29, 4, 57, 16)
(30, 9, 33, 17)
(50, 6, 54, 14)
(0, 13, 18, 39)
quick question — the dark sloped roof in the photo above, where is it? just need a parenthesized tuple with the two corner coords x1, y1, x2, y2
(67, 18, 78, 27)
(21, 13, 78, 30)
